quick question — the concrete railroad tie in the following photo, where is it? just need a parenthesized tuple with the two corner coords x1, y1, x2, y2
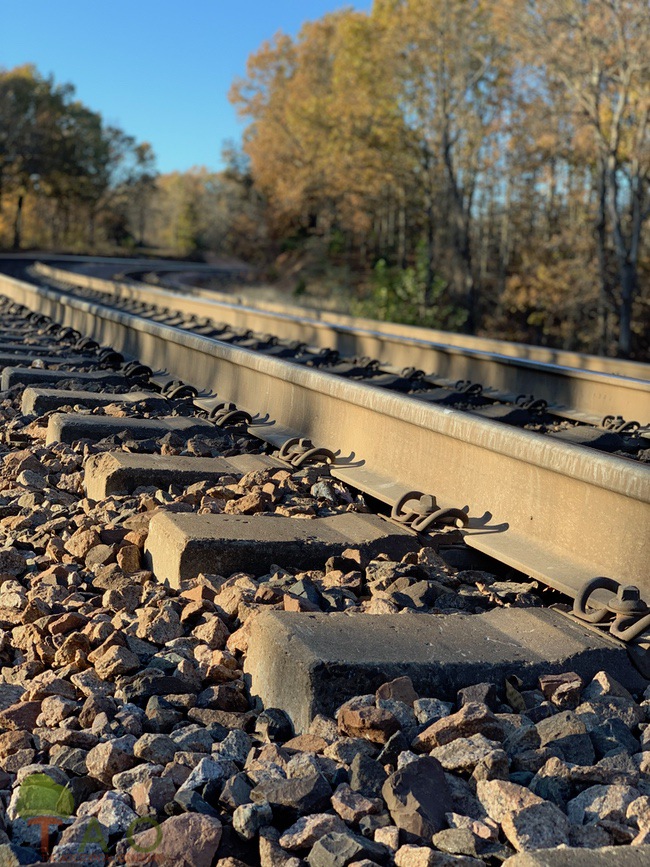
(243, 607, 647, 733)
(502, 845, 650, 865)
(21, 387, 170, 415)
(145, 511, 420, 589)
(84, 451, 285, 500)
(45, 413, 220, 446)
(1, 365, 131, 390)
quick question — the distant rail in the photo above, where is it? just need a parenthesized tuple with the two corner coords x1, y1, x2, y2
(33, 262, 650, 427)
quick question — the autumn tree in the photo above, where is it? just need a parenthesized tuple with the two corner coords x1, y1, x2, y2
(374, 0, 508, 329)
(501, 0, 650, 354)
(0, 65, 72, 247)
(0, 64, 157, 251)
(229, 10, 410, 258)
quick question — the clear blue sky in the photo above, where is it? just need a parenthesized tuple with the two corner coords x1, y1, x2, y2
(2, 0, 372, 174)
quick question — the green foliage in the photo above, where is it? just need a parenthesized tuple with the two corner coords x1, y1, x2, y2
(352, 253, 467, 331)
(328, 229, 346, 256)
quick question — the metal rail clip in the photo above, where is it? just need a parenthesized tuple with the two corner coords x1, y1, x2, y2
(209, 402, 252, 428)
(278, 437, 336, 468)
(390, 490, 469, 532)
(160, 380, 198, 401)
(601, 415, 641, 434)
(96, 347, 124, 369)
(74, 336, 100, 352)
(455, 380, 484, 396)
(573, 577, 650, 642)
(122, 361, 153, 381)
(515, 394, 548, 413)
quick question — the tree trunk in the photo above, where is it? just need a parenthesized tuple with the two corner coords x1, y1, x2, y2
(618, 262, 636, 357)
(397, 190, 407, 270)
(607, 159, 643, 357)
(497, 177, 512, 302)
(12, 193, 24, 250)
(441, 126, 476, 332)
(594, 162, 609, 354)
(422, 147, 436, 305)
(88, 208, 96, 248)
(139, 202, 146, 246)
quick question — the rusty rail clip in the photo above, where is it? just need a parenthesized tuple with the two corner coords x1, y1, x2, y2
(161, 380, 198, 400)
(601, 415, 640, 434)
(209, 401, 253, 427)
(390, 490, 469, 532)
(573, 577, 650, 642)
(454, 380, 484, 396)
(278, 437, 336, 468)
(515, 394, 548, 413)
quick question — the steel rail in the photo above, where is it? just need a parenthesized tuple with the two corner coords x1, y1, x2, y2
(2, 272, 648, 603)
(33, 263, 650, 425)
(37, 259, 650, 381)
(61, 258, 647, 380)
(151, 268, 650, 380)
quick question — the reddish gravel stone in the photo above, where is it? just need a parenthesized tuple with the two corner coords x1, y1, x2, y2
(0, 700, 41, 730)
(124, 813, 223, 866)
(338, 699, 400, 744)
(64, 527, 100, 559)
(412, 702, 505, 751)
(116, 543, 141, 573)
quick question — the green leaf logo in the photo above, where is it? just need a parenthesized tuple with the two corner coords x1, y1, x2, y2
(14, 774, 74, 820)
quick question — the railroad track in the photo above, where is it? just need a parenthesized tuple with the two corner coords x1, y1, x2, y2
(7, 261, 648, 594)
(1, 260, 650, 864)
(33, 261, 650, 432)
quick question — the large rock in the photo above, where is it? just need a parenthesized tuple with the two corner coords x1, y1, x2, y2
(338, 700, 400, 745)
(501, 800, 571, 851)
(0, 549, 27, 576)
(279, 813, 349, 850)
(251, 772, 332, 816)
(125, 813, 222, 866)
(0, 701, 41, 731)
(86, 736, 137, 784)
(430, 735, 504, 774)
(394, 844, 482, 865)
(536, 711, 594, 765)
(382, 756, 451, 840)
(567, 784, 640, 825)
(176, 758, 237, 794)
(476, 780, 544, 823)
(413, 703, 504, 751)
(307, 832, 363, 867)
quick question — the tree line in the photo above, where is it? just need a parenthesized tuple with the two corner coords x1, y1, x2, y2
(2, 0, 649, 359)
(0, 64, 157, 252)
(229, 0, 650, 357)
